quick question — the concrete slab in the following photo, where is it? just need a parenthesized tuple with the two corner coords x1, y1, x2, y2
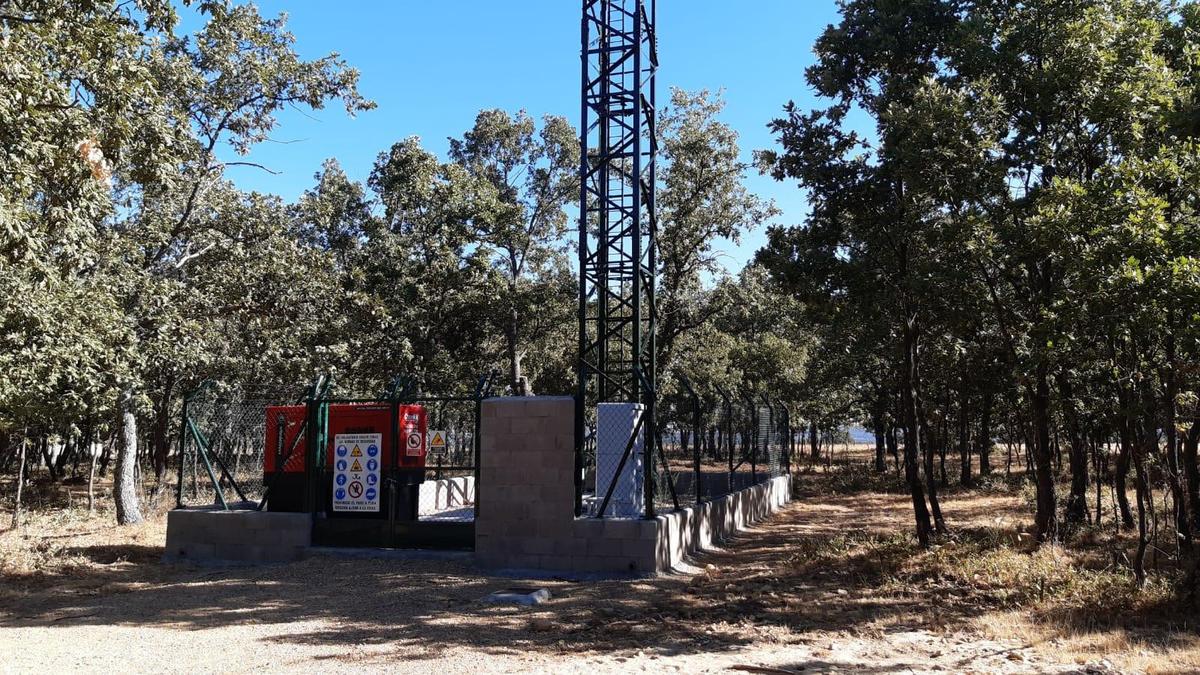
(482, 587, 552, 606)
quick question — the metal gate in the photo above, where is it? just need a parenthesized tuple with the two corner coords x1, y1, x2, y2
(179, 373, 496, 551)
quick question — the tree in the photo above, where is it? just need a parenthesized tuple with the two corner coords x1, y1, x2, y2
(365, 137, 501, 390)
(0, 0, 373, 523)
(448, 110, 578, 394)
(656, 89, 777, 383)
(761, 0, 1200, 573)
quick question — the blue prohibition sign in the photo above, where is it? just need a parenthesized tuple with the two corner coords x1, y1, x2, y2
(367, 444, 378, 457)
(336, 459, 347, 472)
(336, 445, 348, 457)
(335, 474, 347, 486)
(366, 458, 378, 472)
(366, 473, 378, 486)
(365, 488, 377, 501)
(335, 488, 346, 500)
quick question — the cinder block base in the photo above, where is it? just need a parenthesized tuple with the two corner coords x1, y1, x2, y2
(164, 508, 312, 563)
(474, 396, 792, 576)
(653, 474, 792, 572)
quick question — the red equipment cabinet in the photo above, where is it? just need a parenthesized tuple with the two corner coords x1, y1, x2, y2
(263, 405, 308, 474)
(324, 403, 426, 471)
(397, 404, 427, 467)
(261, 405, 309, 512)
(261, 402, 427, 515)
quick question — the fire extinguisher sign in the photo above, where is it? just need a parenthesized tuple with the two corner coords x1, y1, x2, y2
(332, 433, 381, 512)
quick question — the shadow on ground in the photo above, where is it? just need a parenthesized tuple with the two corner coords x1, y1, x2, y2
(2, 465, 1198, 670)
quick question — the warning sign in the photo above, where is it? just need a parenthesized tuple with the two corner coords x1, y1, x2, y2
(332, 432, 381, 513)
(429, 430, 447, 453)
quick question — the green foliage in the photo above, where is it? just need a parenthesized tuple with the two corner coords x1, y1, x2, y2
(0, 0, 794, 533)
(758, 0, 1200, 580)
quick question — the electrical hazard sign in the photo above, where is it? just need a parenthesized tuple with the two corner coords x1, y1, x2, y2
(332, 433, 381, 512)
(429, 431, 447, 453)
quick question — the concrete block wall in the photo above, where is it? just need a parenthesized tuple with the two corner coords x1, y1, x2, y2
(164, 508, 311, 563)
(654, 474, 792, 571)
(476, 397, 794, 575)
(475, 397, 660, 574)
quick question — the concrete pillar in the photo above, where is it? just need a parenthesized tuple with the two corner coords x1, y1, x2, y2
(596, 402, 644, 518)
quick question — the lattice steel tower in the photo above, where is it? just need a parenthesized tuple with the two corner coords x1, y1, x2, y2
(577, 0, 658, 408)
(576, 0, 658, 518)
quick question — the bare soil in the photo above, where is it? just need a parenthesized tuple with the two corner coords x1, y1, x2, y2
(1, 463, 1197, 674)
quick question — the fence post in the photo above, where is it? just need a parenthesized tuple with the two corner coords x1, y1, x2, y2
(573, 394, 584, 518)
(473, 369, 495, 519)
(718, 387, 733, 495)
(693, 394, 702, 503)
(746, 392, 758, 483)
(681, 377, 702, 505)
(783, 405, 792, 475)
(302, 375, 328, 515)
(175, 392, 190, 509)
(762, 394, 775, 477)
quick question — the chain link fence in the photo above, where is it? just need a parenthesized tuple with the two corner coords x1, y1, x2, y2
(178, 375, 492, 533)
(177, 382, 307, 509)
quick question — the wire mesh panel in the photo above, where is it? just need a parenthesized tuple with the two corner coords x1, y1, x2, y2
(587, 403, 647, 518)
(178, 384, 304, 508)
(757, 404, 771, 478)
(653, 399, 694, 514)
(637, 392, 795, 514)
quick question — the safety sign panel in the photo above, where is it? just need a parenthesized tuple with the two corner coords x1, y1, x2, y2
(332, 433, 381, 512)
(429, 430, 447, 453)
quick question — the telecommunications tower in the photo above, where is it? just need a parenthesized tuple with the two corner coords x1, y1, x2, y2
(576, 0, 658, 517)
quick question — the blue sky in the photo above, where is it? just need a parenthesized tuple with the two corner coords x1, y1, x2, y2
(209, 1, 847, 273)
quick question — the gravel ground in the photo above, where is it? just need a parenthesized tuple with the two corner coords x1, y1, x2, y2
(0, 490, 1150, 674)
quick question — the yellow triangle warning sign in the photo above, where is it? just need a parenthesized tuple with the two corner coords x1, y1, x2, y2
(431, 432, 445, 447)
(351, 445, 363, 457)
(350, 458, 363, 472)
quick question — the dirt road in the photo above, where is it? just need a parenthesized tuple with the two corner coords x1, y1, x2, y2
(0, 485, 1157, 673)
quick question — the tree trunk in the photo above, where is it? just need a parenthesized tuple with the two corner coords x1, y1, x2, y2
(152, 379, 175, 487)
(1031, 364, 1057, 542)
(809, 420, 819, 461)
(1094, 436, 1104, 527)
(11, 435, 28, 528)
(977, 390, 993, 476)
(1116, 424, 1136, 529)
(1057, 373, 1089, 529)
(1132, 420, 1152, 587)
(114, 390, 144, 525)
(1185, 421, 1200, 533)
(922, 415, 946, 532)
(886, 422, 900, 476)
(40, 436, 58, 482)
(872, 394, 887, 474)
(505, 307, 527, 395)
(958, 381, 972, 487)
(1163, 326, 1191, 556)
(88, 437, 100, 515)
(902, 313, 933, 547)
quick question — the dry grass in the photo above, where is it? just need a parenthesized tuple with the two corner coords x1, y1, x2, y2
(789, 454, 1200, 673)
